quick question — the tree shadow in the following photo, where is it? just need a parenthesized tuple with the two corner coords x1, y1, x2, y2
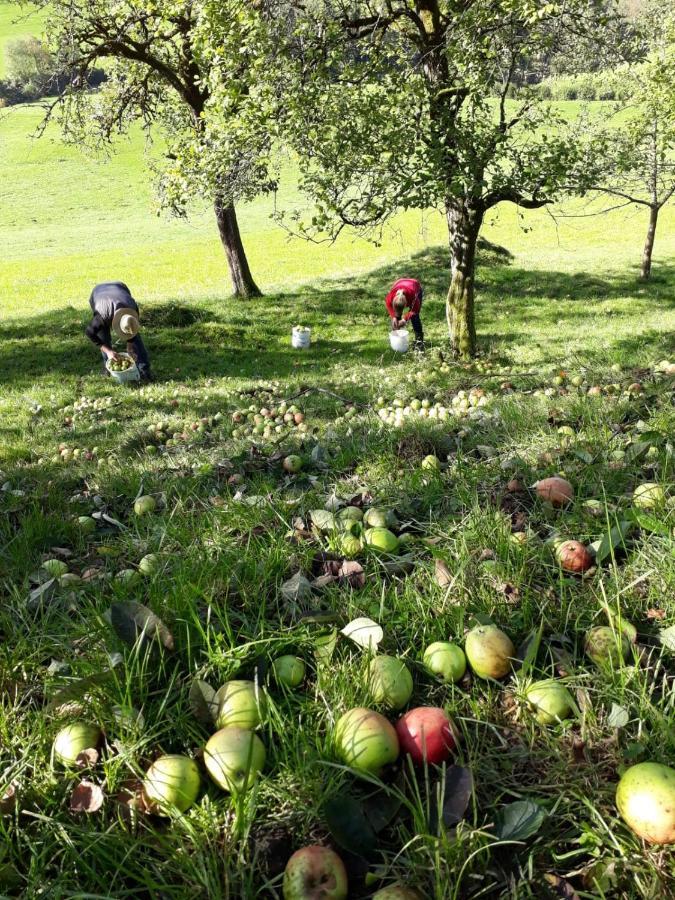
(1, 248, 673, 387)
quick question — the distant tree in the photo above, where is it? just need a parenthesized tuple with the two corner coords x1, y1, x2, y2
(279, 1, 614, 357)
(36, 0, 280, 299)
(590, 14, 674, 279)
(5, 36, 55, 99)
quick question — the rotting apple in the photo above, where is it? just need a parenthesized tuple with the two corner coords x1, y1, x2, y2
(556, 540, 594, 574)
(282, 845, 348, 900)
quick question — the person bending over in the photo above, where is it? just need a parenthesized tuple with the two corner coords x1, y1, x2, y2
(385, 277, 425, 350)
(85, 281, 152, 381)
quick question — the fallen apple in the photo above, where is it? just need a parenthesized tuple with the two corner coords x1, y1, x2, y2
(283, 455, 304, 474)
(371, 886, 425, 900)
(421, 454, 441, 472)
(556, 540, 594, 574)
(367, 656, 413, 710)
(53, 722, 102, 766)
(423, 642, 466, 683)
(215, 680, 266, 729)
(334, 707, 399, 775)
(282, 845, 348, 900)
(76, 516, 97, 534)
(585, 626, 630, 668)
(272, 655, 306, 689)
(204, 727, 266, 793)
(616, 762, 675, 844)
(534, 476, 574, 507)
(395, 706, 456, 765)
(525, 679, 575, 725)
(138, 553, 162, 576)
(465, 625, 515, 679)
(134, 495, 157, 516)
(143, 754, 201, 814)
(337, 506, 363, 524)
(364, 507, 398, 529)
(43, 559, 69, 578)
(364, 527, 400, 555)
(338, 534, 363, 558)
(633, 482, 665, 509)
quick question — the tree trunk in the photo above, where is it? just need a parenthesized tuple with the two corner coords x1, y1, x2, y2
(214, 198, 262, 298)
(445, 201, 483, 358)
(640, 204, 659, 281)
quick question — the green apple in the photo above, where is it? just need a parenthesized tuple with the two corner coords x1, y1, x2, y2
(367, 656, 413, 710)
(116, 568, 140, 586)
(364, 527, 399, 555)
(338, 534, 363, 558)
(272, 656, 306, 689)
(616, 762, 675, 844)
(76, 516, 97, 534)
(633, 482, 665, 509)
(337, 506, 363, 524)
(283, 455, 303, 474)
(53, 722, 102, 766)
(364, 507, 398, 529)
(204, 727, 265, 793)
(134, 495, 157, 516)
(282, 845, 348, 900)
(371, 886, 425, 900)
(334, 707, 399, 775)
(421, 454, 441, 472)
(423, 642, 466, 683)
(465, 625, 515, 680)
(215, 680, 266, 729)
(525, 679, 574, 725)
(585, 626, 630, 668)
(42, 559, 69, 578)
(138, 553, 162, 576)
(143, 754, 201, 814)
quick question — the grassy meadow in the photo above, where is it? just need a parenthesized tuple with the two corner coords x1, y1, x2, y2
(0, 7, 675, 896)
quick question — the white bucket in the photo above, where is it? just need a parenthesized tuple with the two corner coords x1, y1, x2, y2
(389, 330, 409, 353)
(292, 327, 311, 349)
(106, 353, 140, 384)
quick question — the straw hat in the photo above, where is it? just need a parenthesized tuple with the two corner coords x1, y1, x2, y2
(112, 307, 141, 339)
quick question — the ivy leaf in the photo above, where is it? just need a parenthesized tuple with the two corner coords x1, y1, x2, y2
(109, 602, 174, 651)
(323, 795, 378, 858)
(494, 799, 547, 841)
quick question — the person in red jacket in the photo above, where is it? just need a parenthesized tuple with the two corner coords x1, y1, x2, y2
(385, 277, 424, 349)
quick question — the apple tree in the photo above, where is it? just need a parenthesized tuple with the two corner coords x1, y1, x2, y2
(279, 1, 614, 357)
(36, 0, 280, 299)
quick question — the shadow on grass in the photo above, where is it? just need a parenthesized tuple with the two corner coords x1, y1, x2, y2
(1, 247, 674, 387)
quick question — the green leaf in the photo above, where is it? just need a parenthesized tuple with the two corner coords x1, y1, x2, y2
(46, 671, 114, 712)
(516, 623, 544, 676)
(189, 679, 218, 726)
(626, 508, 671, 537)
(109, 602, 174, 651)
(314, 629, 337, 666)
(323, 795, 378, 857)
(593, 521, 634, 565)
(494, 799, 547, 841)
(341, 617, 383, 651)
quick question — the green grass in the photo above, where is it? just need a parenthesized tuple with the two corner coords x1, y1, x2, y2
(0, 89, 674, 898)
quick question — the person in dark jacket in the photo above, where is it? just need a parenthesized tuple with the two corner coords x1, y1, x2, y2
(385, 277, 425, 349)
(85, 282, 152, 380)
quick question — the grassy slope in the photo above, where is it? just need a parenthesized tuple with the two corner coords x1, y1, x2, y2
(0, 85, 674, 899)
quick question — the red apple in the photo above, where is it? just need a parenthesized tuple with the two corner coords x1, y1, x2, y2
(396, 707, 456, 765)
(534, 476, 574, 507)
(556, 540, 593, 573)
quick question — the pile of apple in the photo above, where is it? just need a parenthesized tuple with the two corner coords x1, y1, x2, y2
(108, 357, 134, 373)
(51, 444, 99, 464)
(144, 415, 223, 451)
(375, 388, 494, 429)
(310, 505, 409, 559)
(231, 400, 308, 441)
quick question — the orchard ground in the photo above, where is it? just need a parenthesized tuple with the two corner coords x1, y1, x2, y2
(1, 80, 675, 899)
